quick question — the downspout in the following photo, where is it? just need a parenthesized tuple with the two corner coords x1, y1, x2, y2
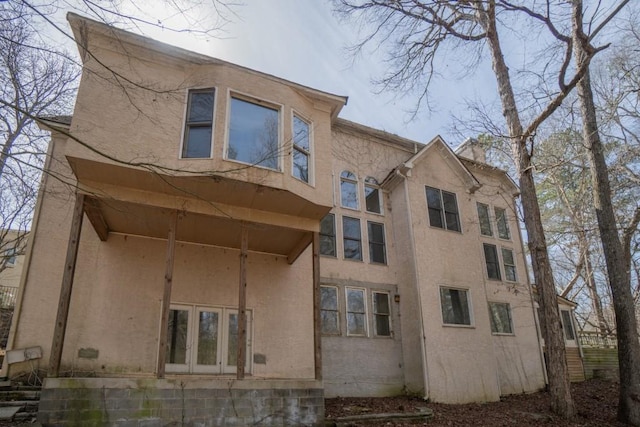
(398, 167, 430, 399)
(1, 134, 58, 377)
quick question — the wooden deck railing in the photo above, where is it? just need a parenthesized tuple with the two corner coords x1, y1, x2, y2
(579, 331, 617, 348)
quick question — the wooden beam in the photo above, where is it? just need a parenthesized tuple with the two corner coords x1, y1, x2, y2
(237, 225, 248, 380)
(156, 210, 178, 379)
(287, 232, 313, 265)
(313, 232, 322, 380)
(83, 197, 109, 241)
(48, 193, 85, 377)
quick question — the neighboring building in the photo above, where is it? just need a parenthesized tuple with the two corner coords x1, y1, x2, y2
(5, 13, 548, 426)
(0, 230, 27, 353)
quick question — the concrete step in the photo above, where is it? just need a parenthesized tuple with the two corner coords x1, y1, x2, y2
(0, 406, 20, 421)
(0, 390, 40, 401)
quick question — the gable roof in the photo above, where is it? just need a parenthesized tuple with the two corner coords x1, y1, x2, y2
(66, 13, 348, 119)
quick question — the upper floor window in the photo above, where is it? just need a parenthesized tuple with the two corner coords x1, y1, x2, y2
(342, 216, 362, 261)
(495, 207, 511, 240)
(488, 302, 513, 334)
(367, 221, 387, 265)
(440, 287, 471, 326)
(483, 243, 501, 280)
(182, 89, 214, 158)
(372, 291, 391, 336)
(364, 177, 382, 214)
(346, 287, 367, 336)
(502, 248, 517, 282)
(227, 96, 279, 170)
(561, 310, 576, 340)
(477, 203, 493, 236)
(320, 214, 336, 257)
(426, 187, 461, 232)
(292, 115, 311, 182)
(340, 171, 359, 209)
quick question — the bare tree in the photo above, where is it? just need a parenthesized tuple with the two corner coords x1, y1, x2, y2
(334, 0, 630, 417)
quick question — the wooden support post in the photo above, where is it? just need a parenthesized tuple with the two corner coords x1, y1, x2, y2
(48, 193, 85, 378)
(312, 231, 322, 380)
(156, 210, 178, 379)
(237, 225, 248, 380)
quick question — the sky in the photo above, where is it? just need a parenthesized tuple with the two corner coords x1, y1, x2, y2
(48, 0, 499, 147)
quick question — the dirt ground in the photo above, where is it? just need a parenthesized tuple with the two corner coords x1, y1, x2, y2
(325, 379, 627, 426)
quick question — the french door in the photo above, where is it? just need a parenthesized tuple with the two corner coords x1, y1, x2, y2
(165, 304, 251, 374)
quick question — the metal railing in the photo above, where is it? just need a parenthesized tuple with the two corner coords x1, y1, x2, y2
(578, 331, 617, 348)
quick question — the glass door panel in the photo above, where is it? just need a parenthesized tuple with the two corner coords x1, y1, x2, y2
(166, 307, 190, 373)
(222, 310, 251, 374)
(193, 308, 221, 373)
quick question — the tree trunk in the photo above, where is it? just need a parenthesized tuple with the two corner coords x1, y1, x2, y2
(478, 1, 575, 418)
(583, 245, 610, 334)
(571, 1, 640, 424)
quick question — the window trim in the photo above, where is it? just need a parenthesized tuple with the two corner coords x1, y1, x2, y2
(180, 88, 216, 159)
(291, 111, 313, 185)
(342, 216, 363, 262)
(439, 286, 474, 327)
(501, 247, 518, 282)
(488, 301, 514, 335)
(345, 286, 368, 337)
(483, 243, 502, 281)
(495, 207, 511, 240)
(320, 213, 337, 258)
(340, 171, 360, 210)
(320, 285, 341, 336)
(560, 309, 576, 341)
(367, 221, 387, 265)
(224, 90, 283, 171)
(372, 291, 392, 337)
(425, 186, 461, 232)
(364, 177, 383, 215)
(477, 202, 493, 237)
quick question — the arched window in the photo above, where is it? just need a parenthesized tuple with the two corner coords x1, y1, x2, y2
(364, 177, 382, 214)
(340, 171, 358, 209)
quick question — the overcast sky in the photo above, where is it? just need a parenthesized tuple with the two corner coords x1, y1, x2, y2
(54, 0, 498, 147)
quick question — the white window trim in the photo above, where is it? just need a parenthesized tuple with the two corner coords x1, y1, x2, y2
(179, 87, 217, 160)
(476, 202, 493, 237)
(425, 186, 462, 233)
(364, 177, 384, 215)
(439, 286, 474, 328)
(342, 215, 363, 262)
(488, 301, 515, 336)
(367, 220, 387, 265)
(482, 243, 502, 281)
(340, 171, 360, 211)
(500, 246, 518, 283)
(223, 89, 284, 172)
(345, 286, 369, 337)
(371, 290, 392, 337)
(320, 285, 341, 336)
(495, 207, 512, 241)
(291, 111, 314, 186)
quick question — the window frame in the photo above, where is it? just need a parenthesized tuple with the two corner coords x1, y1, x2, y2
(483, 243, 502, 280)
(320, 285, 341, 335)
(488, 302, 514, 335)
(180, 88, 215, 159)
(320, 214, 337, 258)
(495, 207, 511, 240)
(291, 112, 313, 184)
(560, 309, 576, 341)
(501, 247, 517, 282)
(425, 186, 461, 232)
(477, 202, 493, 237)
(345, 287, 368, 336)
(340, 171, 359, 210)
(367, 221, 387, 265)
(342, 216, 363, 261)
(364, 177, 383, 214)
(225, 92, 282, 171)
(372, 291, 392, 337)
(439, 286, 473, 327)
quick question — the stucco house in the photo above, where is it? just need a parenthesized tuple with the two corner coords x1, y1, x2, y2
(5, 13, 549, 426)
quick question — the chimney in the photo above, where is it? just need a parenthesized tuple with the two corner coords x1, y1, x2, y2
(455, 137, 486, 163)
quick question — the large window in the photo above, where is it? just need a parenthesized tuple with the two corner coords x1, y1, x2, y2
(426, 187, 461, 232)
(373, 292, 391, 336)
(227, 96, 279, 170)
(182, 89, 214, 158)
(501, 248, 517, 282)
(483, 243, 502, 280)
(367, 221, 386, 264)
(477, 203, 493, 236)
(320, 286, 340, 335)
(440, 287, 471, 326)
(292, 115, 310, 182)
(346, 287, 367, 336)
(165, 304, 250, 374)
(488, 302, 513, 334)
(340, 171, 359, 209)
(364, 177, 382, 214)
(320, 214, 336, 257)
(342, 216, 362, 261)
(495, 207, 511, 240)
